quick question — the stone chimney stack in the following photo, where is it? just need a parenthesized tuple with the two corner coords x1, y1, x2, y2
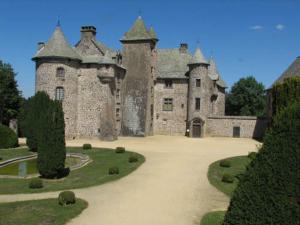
(37, 42, 45, 50)
(81, 26, 97, 40)
(179, 43, 188, 53)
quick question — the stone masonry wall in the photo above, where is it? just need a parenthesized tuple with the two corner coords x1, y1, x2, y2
(206, 116, 268, 138)
(154, 79, 188, 135)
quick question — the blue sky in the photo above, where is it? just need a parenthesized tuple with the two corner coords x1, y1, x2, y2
(0, 0, 299, 98)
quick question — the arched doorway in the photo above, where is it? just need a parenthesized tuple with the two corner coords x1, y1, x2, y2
(191, 118, 204, 138)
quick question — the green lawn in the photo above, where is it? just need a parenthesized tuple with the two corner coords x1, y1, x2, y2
(0, 147, 145, 194)
(0, 148, 34, 161)
(200, 211, 226, 225)
(207, 155, 252, 197)
(0, 198, 87, 225)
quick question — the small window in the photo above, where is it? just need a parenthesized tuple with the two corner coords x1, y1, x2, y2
(55, 87, 64, 101)
(116, 89, 120, 98)
(195, 98, 201, 111)
(56, 67, 65, 78)
(196, 79, 201, 87)
(163, 98, 173, 111)
(164, 80, 173, 88)
(233, 126, 241, 138)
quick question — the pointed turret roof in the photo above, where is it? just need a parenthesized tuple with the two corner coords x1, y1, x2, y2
(33, 25, 81, 61)
(188, 48, 208, 65)
(121, 16, 152, 41)
(148, 26, 157, 39)
(208, 57, 219, 80)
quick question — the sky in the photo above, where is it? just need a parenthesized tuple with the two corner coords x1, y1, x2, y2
(0, 0, 300, 98)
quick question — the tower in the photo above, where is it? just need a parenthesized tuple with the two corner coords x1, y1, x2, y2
(120, 16, 158, 136)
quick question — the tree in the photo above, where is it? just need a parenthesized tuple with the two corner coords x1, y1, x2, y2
(225, 76, 266, 116)
(223, 102, 300, 225)
(37, 96, 66, 178)
(0, 60, 22, 125)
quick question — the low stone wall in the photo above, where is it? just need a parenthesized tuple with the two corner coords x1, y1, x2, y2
(206, 116, 268, 138)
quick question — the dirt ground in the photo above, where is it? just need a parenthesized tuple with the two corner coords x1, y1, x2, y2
(1, 136, 259, 225)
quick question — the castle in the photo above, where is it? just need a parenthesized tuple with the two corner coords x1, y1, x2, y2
(33, 17, 266, 140)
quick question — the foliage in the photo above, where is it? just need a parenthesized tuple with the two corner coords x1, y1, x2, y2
(128, 155, 138, 163)
(200, 211, 225, 225)
(0, 124, 18, 148)
(221, 174, 234, 183)
(29, 178, 43, 189)
(271, 77, 300, 117)
(247, 151, 257, 160)
(225, 76, 266, 116)
(82, 143, 92, 150)
(58, 191, 76, 206)
(219, 160, 231, 168)
(38, 96, 66, 178)
(0, 60, 22, 125)
(108, 166, 119, 175)
(115, 147, 125, 153)
(223, 102, 300, 225)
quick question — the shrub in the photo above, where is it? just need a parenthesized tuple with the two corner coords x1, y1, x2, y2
(28, 178, 43, 189)
(0, 124, 18, 149)
(108, 167, 119, 175)
(219, 160, 231, 168)
(83, 143, 92, 150)
(247, 152, 257, 160)
(128, 155, 138, 163)
(0, 157, 2, 160)
(223, 102, 300, 225)
(58, 191, 76, 206)
(222, 174, 234, 183)
(115, 147, 125, 153)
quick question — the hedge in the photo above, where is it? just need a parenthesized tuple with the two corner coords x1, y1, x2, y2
(0, 124, 18, 149)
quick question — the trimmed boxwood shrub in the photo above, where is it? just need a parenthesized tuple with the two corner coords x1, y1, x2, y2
(28, 178, 43, 189)
(108, 167, 119, 175)
(219, 159, 231, 168)
(247, 152, 257, 160)
(128, 155, 138, 163)
(115, 147, 125, 153)
(58, 191, 76, 206)
(222, 174, 234, 183)
(83, 143, 92, 150)
(0, 124, 18, 149)
(223, 102, 300, 225)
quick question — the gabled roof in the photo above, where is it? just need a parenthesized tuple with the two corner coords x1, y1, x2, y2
(33, 25, 81, 61)
(271, 56, 300, 87)
(121, 16, 153, 41)
(188, 48, 208, 65)
(92, 40, 115, 56)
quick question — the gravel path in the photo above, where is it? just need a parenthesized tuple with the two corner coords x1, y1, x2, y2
(0, 136, 258, 225)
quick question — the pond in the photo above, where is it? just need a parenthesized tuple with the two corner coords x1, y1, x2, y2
(0, 157, 82, 176)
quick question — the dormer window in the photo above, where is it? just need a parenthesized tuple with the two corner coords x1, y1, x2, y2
(56, 67, 65, 78)
(164, 80, 173, 89)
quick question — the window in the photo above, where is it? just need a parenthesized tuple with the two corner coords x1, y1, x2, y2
(233, 126, 241, 138)
(196, 79, 201, 87)
(116, 89, 120, 98)
(164, 80, 173, 88)
(163, 98, 173, 111)
(55, 87, 64, 101)
(195, 98, 201, 111)
(56, 67, 65, 78)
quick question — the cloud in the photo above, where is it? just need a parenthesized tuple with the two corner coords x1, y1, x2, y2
(275, 24, 285, 31)
(250, 25, 263, 31)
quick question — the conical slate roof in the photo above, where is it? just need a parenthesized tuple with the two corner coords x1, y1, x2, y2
(148, 26, 157, 39)
(33, 25, 81, 61)
(188, 48, 208, 65)
(208, 57, 219, 80)
(121, 16, 152, 41)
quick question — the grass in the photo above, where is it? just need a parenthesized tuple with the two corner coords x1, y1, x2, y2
(200, 211, 226, 225)
(207, 155, 252, 197)
(0, 147, 145, 194)
(0, 198, 87, 225)
(0, 148, 34, 161)
(0, 157, 81, 175)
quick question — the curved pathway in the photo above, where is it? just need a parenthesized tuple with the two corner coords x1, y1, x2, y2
(0, 136, 258, 225)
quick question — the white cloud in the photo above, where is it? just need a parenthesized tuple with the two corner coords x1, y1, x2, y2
(276, 24, 285, 31)
(250, 25, 263, 30)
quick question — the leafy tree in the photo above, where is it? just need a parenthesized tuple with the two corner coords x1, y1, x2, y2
(0, 60, 22, 125)
(226, 76, 266, 116)
(223, 102, 300, 225)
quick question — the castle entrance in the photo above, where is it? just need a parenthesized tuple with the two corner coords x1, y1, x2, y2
(191, 118, 204, 138)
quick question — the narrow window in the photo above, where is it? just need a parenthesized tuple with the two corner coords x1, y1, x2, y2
(164, 80, 173, 89)
(56, 67, 65, 78)
(233, 126, 241, 138)
(196, 79, 201, 87)
(116, 89, 120, 98)
(195, 98, 201, 111)
(163, 98, 173, 111)
(55, 87, 64, 101)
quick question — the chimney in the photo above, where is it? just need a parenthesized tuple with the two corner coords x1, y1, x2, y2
(81, 26, 97, 40)
(37, 42, 45, 51)
(179, 43, 188, 53)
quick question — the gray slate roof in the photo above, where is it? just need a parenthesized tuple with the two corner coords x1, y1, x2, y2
(188, 48, 208, 65)
(33, 26, 81, 61)
(272, 56, 300, 87)
(157, 49, 192, 79)
(208, 58, 219, 80)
